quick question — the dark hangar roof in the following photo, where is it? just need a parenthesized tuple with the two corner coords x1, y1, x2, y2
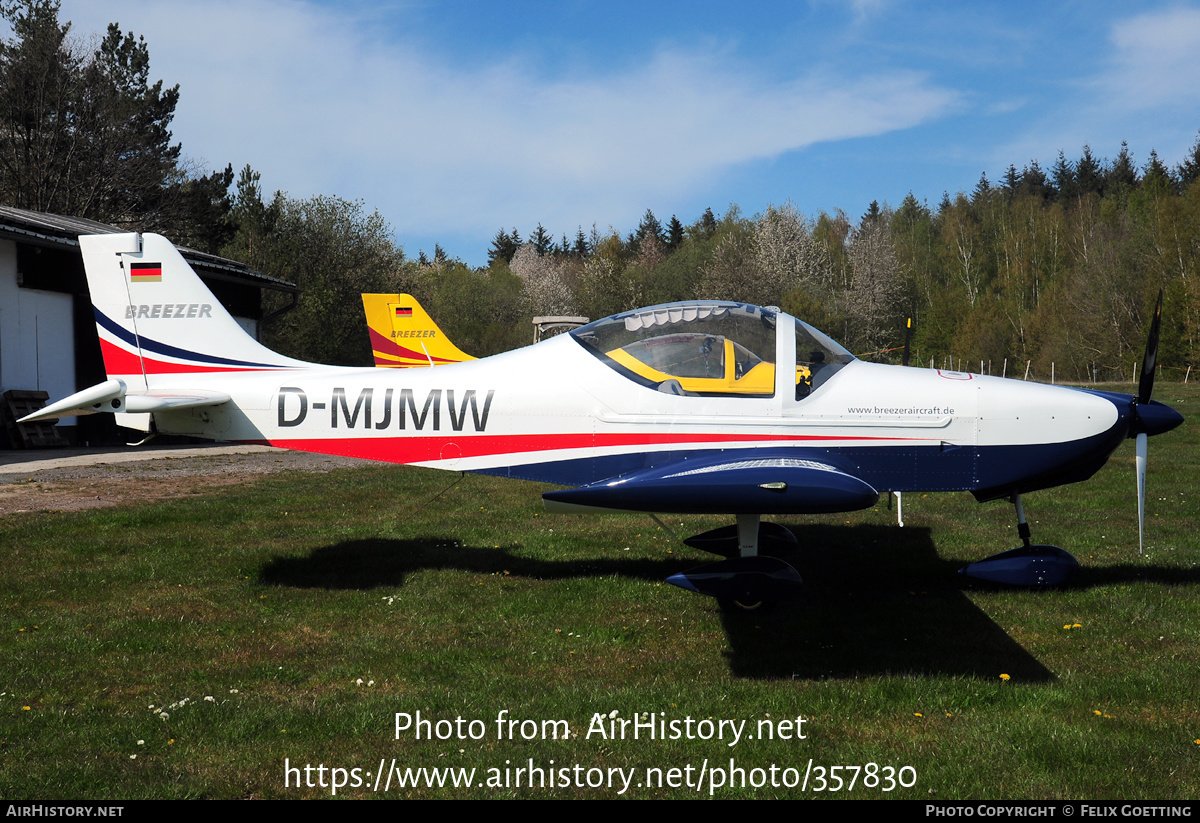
(0, 205, 296, 293)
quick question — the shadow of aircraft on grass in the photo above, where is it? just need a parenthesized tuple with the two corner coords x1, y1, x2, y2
(257, 522, 1199, 682)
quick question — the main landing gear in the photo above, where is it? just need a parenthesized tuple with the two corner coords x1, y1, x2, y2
(958, 494, 1079, 586)
(663, 492, 1080, 606)
(665, 513, 804, 609)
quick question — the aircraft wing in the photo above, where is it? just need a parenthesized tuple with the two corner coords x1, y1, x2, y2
(541, 450, 879, 515)
(18, 379, 231, 423)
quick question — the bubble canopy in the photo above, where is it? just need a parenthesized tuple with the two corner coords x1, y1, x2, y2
(569, 301, 854, 398)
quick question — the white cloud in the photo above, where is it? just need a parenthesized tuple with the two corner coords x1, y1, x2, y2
(991, 6, 1200, 177)
(1105, 6, 1200, 111)
(59, 0, 956, 243)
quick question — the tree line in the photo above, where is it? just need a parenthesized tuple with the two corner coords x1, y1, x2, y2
(481, 143, 1200, 383)
(2, 1, 1197, 380)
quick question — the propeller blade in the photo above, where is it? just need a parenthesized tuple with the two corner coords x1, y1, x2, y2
(1138, 290, 1163, 404)
(1136, 432, 1147, 554)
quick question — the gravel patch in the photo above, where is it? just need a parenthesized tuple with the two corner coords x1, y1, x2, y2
(0, 447, 372, 515)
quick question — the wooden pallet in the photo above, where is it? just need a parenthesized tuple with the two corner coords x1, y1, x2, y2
(2, 389, 69, 449)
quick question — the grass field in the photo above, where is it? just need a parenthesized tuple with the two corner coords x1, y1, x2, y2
(2, 383, 1197, 799)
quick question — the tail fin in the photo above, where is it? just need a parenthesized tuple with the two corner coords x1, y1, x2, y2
(82, 233, 304, 389)
(362, 293, 475, 367)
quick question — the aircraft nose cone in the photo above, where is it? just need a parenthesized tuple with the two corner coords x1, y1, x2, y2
(1133, 399, 1184, 437)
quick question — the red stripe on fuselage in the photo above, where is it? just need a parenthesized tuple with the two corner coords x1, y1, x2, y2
(267, 430, 927, 465)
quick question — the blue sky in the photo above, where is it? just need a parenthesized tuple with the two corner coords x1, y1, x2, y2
(51, 1, 1200, 265)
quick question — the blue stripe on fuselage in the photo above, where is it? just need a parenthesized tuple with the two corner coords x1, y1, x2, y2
(476, 426, 1130, 502)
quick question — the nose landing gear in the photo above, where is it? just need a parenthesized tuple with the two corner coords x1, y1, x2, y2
(959, 494, 1078, 586)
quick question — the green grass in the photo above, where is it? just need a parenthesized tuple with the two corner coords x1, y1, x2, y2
(1, 383, 1197, 798)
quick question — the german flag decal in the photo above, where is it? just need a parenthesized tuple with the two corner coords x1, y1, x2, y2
(394, 306, 413, 317)
(130, 262, 163, 282)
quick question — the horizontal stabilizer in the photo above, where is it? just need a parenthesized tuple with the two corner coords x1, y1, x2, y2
(18, 379, 125, 422)
(19, 380, 230, 423)
(124, 390, 232, 413)
(543, 452, 878, 515)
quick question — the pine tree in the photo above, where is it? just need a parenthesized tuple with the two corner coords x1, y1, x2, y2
(666, 214, 684, 250)
(1051, 151, 1075, 199)
(1002, 164, 1020, 195)
(1075, 144, 1102, 196)
(530, 223, 553, 256)
(223, 164, 279, 269)
(634, 208, 664, 247)
(572, 226, 590, 257)
(1177, 130, 1200, 189)
(896, 192, 927, 224)
(1018, 160, 1051, 202)
(1106, 140, 1138, 190)
(488, 228, 519, 265)
(0, 1, 184, 226)
(1143, 150, 1174, 195)
(972, 172, 991, 202)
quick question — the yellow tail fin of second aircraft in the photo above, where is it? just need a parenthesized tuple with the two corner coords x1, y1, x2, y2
(362, 293, 476, 367)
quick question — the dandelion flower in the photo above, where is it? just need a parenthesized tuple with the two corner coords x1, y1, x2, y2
(999, 673, 1011, 681)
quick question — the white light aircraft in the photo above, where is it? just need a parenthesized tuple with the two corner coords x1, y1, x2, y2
(23, 233, 1183, 605)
